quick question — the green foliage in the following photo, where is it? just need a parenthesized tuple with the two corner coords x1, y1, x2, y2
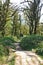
(36, 48, 43, 56)
(0, 0, 10, 36)
(12, 11, 19, 36)
(0, 37, 16, 48)
(20, 35, 43, 50)
(0, 37, 16, 56)
(0, 44, 9, 56)
(36, 41, 43, 56)
(0, 45, 5, 56)
(9, 57, 15, 65)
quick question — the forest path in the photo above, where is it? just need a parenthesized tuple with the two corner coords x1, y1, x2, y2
(14, 42, 22, 51)
(8, 51, 43, 65)
(3, 43, 43, 65)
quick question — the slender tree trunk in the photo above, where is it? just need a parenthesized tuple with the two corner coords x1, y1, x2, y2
(2, 28, 5, 37)
(29, 20, 33, 35)
(34, 21, 37, 34)
(29, 25, 32, 35)
(14, 26, 17, 35)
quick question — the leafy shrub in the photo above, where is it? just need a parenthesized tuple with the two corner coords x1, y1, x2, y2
(36, 48, 43, 56)
(0, 45, 4, 56)
(20, 35, 43, 50)
(0, 37, 15, 43)
(0, 37, 16, 48)
(36, 41, 43, 56)
(0, 37, 16, 56)
(0, 44, 9, 56)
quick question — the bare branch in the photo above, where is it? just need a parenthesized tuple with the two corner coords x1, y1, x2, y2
(20, 1, 33, 4)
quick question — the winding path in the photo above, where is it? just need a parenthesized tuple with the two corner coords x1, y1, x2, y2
(3, 43, 43, 65)
(8, 44, 43, 65)
(14, 42, 22, 50)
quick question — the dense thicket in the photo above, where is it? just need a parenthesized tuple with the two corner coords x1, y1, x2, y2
(20, 35, 43, 55)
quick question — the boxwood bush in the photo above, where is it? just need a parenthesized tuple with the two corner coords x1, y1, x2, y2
(20, 35, 43, 51)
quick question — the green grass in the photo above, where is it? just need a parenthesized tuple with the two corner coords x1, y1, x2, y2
(39, 55, 43, 59)
(9, 57, 15, 65)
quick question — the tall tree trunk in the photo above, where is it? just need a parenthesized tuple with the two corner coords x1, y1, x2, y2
(34, 21, 37, 34)
(29, 20, 33, 35)
(2, 28, 5, 37)
(14, 26, 17, 36)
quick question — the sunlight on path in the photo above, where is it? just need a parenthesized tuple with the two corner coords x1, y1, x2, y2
(14, 51, 41, 65)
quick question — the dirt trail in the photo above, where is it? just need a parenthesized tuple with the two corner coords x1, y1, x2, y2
(14, 43, 22, 50)
(3, 43, 43, 65)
